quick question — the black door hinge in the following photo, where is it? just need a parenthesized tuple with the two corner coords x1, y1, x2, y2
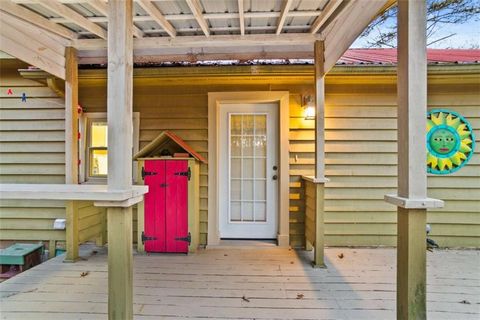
(142, 167, 158, 180)
(142, 232, 157, 244)
(175, 232, 191, 245)
(174, 167, 191, 180)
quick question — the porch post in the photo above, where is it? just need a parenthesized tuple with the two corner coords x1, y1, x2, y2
(65, 47, 79, 185)
(387, 1, 442, 319)
(312, 40, 327, 268)
(314, 42, 325, 181)
(64, 47, 79, 262)
(107, 1, 134, 319)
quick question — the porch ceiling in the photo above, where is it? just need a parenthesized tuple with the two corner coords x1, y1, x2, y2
(0, 0, 394, 79)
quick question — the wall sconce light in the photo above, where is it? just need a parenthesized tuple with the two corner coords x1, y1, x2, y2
(302, 94, 315, 120)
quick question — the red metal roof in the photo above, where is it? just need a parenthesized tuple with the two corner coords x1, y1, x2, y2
(338, 49, 480, 65)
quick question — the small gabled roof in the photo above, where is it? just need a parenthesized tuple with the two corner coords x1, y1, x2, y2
(133, 131, 207, 164)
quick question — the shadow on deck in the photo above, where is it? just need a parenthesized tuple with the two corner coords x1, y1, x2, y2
(0, 245, 478, 319)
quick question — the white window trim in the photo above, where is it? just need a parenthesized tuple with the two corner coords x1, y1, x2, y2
(79, 112, 140, 184)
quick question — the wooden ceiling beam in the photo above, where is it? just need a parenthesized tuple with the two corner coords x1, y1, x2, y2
(322, 0, 390, 72)
(78, 51, 316, 65)
(74, 33, 323, 50)
(48, 10, 323, 24)
(34, 0, 107, 39)
(0, 0, 77, 39)
(77, 23, 310, 37)
(0, 11, 67, 57)
(12, 0, 89, 3)
(238, 0, 245, 35)
(310, 0, 343, 34)
(276, 0, 293, 35)
(137, 0, 176, 38)
(185, 0, 210, 37)
(0, 15, 65, 79)
(87, 0, 145, 38)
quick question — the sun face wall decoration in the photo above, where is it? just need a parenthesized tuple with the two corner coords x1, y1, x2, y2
(426, 109, 475, 175)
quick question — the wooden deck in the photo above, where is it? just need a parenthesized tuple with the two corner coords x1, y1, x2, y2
(0, 245, 479, 319)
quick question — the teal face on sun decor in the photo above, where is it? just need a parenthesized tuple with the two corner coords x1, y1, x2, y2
(426, 109, 475, 175)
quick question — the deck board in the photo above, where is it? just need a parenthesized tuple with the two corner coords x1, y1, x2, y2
(0, 246, 479, 319)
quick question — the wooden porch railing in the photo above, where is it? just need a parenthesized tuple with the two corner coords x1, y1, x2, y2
(303, 176, 326, 268)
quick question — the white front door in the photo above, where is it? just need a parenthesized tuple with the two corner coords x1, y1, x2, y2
(218, 103, 278, 239)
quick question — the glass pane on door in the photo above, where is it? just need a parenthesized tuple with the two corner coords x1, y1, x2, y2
(229, 114, 267, 223)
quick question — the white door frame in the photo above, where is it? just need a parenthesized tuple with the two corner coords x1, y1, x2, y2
(219, 104, 278, 239)
(208, 92, 289, 247)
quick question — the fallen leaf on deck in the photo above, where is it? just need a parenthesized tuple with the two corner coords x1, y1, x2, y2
(92, 250, 98, 255)
(460, 300, 471, 304)
(242, 295, 250, 302)
(80, 271, 89, 277)
(224, 254, 228, 257)
(296, 293, 304, 299)
(290, 261, 294, 264)
(338, 253, 344, 259)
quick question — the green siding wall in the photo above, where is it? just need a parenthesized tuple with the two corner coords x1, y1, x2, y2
(0, 59, 66, 245)
(289, 92, 480, 247)
(2, 61, 476, 249)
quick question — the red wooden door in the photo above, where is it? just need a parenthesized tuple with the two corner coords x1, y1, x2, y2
(165, 160, 189, 253)
(144, 160, 166, 252)
(144, 160, 189, 253)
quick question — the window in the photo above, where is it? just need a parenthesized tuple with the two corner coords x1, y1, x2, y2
(89, 120, 108, 177)
(79, 112, 140, 183)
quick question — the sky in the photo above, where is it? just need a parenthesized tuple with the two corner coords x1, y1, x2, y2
(352, 9, 480, 48)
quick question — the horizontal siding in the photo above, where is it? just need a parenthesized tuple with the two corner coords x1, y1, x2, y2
(78, 201, 106, 244)
(80, 86, 210, 244)
(290, 91, 480, 248)
(0, 199, 66, 242)
(79, 67, 479, 248)
(0, 60, 66, 245)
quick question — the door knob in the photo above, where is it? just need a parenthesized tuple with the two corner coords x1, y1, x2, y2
(272, 175, 278, 180)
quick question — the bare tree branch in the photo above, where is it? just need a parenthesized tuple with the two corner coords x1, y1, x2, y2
(427, 33, 456, 46)
(360, 0, 480, 48)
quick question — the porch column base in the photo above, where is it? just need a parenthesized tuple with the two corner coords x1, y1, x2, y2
(386, 195, 443, 319)
(108, 206, 133, 320)
(397, 208, 427, 320)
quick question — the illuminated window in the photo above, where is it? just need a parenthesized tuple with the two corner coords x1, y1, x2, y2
(79, 112, 140, 183)
(88, 121, 108, 177)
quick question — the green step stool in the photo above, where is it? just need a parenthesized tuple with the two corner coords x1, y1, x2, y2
(0, 243, 44, 279)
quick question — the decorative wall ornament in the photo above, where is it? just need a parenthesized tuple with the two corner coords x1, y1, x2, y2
(426, 109, 475, 175)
